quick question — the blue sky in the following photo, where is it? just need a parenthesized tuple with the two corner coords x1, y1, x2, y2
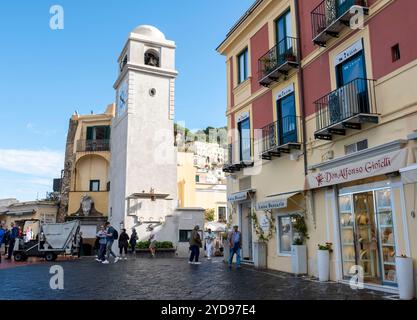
(0, 0, 254, 201)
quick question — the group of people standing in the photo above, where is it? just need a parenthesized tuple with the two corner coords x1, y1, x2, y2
(0, 222, 20, 263)
(188, 225, 242, 269)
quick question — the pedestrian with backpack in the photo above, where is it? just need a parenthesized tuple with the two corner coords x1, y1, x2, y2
(103, 222, 119, 264)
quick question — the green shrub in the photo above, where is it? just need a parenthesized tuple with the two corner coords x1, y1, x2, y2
(135, 241, 173, 249)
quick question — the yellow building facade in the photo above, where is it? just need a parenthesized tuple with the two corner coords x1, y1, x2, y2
(219, 0, 417, 296)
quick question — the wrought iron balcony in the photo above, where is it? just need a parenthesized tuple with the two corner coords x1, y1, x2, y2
(258, 36, 299, 87)
(311, 0, 369, 46)
(314, 78, 378, 140)
(223, 141, 254, 173)
(77, 139, 110, 152)
(259, 116, 303, 160)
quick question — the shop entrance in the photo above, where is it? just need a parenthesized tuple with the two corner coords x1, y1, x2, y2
(239, 202, 253, 261)
(339, 188, 397, 286)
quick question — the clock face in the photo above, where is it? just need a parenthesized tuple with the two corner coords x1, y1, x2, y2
(117, 79, 128, 117)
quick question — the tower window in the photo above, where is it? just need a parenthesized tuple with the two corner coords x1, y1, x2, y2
(145, 50, 160, 67)
(391, 44, 401, 62)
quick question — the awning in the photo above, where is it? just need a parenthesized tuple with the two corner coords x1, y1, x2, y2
(227, 189, 256, 203)
(256, 192, 301, 211)
(205, 221, 227, 232)
(400, 164, 417, 184)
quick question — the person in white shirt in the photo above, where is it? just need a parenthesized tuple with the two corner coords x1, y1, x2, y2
(205, 229, 215, 260)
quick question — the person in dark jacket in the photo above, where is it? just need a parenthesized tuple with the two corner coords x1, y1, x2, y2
(0, 222, 5, 264)
(6, 223, 18, 260)
(3, 229, 10, 255)
(118, 229, 129, 260)
(189, 225, 202, 265)
(130, 228, 138, 254)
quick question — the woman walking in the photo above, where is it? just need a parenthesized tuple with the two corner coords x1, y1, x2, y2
(118, 229, 129, 260)
(149, 233, 157, 258)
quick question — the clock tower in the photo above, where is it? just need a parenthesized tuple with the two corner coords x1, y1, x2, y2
(109, 25, 178, 238)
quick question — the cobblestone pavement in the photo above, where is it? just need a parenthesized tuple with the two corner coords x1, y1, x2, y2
(0, 256, 390, 300)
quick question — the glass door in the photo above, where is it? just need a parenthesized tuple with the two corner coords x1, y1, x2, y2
(375, 189, 397, 285)
(276, 10, 293, 65)
(353, 192, 380, 284)
(238, 118, 251, 162)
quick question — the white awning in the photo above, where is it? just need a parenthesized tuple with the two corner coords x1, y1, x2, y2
(256, 192, 300, 211)
(400, 164, 417, 184)
(227, 189, 256, 203)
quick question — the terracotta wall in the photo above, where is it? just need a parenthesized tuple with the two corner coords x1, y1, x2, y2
(252, 91, 273, 130)
(250, 23, 270, 94)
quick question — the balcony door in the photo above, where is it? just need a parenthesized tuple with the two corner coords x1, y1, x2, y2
(277, 93, 297, 145)
(332, 50, 368, 123)
(86, 126, 110, 141)
(276, 10, 293, 65)
(238, 117, 251, 162)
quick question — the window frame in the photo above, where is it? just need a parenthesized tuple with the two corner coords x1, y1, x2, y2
(238, 117, 251, 162)
(276, 215, 295, 256)
(89, 180, 100, 192)
(237, 48, 249, 84)
(179, 230, 192, 243)
(218, 206, 227, 222)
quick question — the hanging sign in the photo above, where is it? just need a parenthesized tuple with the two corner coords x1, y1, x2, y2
(307, 149, 408, 189)
(334, 39, 363, 66)
(227, 191, 248, 202)
(276, 83, 294, 101)
(256, 197, 288, 210)
(260, 215, 270, 232)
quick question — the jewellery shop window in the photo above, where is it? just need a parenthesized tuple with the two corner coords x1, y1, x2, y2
(278, 216, 296, 254)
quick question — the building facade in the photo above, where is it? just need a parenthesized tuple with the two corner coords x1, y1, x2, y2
(58, 104, 114, 245)
(218, 0, 417, 296)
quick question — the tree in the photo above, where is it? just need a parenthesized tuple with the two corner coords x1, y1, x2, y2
(205, 208, 215, 222)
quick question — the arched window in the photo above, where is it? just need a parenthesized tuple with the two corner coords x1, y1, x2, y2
(145, 50, 160, 67)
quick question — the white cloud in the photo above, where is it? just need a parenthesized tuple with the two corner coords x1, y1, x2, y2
(0, 149, 64, 177)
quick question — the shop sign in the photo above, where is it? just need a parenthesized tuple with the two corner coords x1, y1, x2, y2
(334, 39, 363, 66)
(307, 149, 408, 189)
(276, 83, 294, 100)
(227, 191, 248, 202)
(256, 198, 287, 210)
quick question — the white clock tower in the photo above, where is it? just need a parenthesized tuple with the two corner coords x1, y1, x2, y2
(109, 25, 178, 239)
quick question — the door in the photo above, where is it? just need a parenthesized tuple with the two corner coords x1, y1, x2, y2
(238, 118, 251, 162)
(276, 10, 293, 65)
(239, 202, 253, 261)
(352, 192, 380, 284)
(334, 50, 368, 121)
(336, 0, 350, 18)
(277, 93, 297, 145)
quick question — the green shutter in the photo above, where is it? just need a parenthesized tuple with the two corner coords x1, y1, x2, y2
(86, 127, 94, 140)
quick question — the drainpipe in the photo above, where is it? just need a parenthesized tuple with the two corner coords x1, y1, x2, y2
(294, 0, 308, 177)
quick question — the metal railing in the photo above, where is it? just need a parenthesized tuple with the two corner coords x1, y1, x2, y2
(258, 36, 299, 81)
(260, 116, 302, 154)
(311, 0, 367, 40)
(314, 78, 377, 132)
(77, 139, 110, 152)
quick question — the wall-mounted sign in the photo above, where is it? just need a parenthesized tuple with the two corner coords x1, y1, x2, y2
(276, 83, 294, 101)
(227, 191, 248, 202)
(307, 149, 408, 189)
(334, 39, 363, 66)
(256, 198, 287, 210)
(260, 215, 270, 232)
(237, 112, 250, 123)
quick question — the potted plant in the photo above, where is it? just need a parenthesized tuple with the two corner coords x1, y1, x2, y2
(317, 242, 333, 282)
(396, 254, 415, 300)
(291, 215, 309, 275)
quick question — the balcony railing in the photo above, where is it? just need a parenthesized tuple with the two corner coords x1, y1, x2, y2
(259, 116, 303, 160)
(311, 0, 368, 46)
(77, 139, 110, 152)
(258, 36, 299, 87)
(223, 139, 254, 173)
(314, 78, 378, 140)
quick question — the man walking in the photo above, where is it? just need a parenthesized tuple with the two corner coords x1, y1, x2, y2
(189, 225, 202, 265)
(228, 225, 242, 269)
(205, 228, 215, 260)
(6, 223, 18, 260)
(130, 228, 138, 254)
(103, 222, 119, 264)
